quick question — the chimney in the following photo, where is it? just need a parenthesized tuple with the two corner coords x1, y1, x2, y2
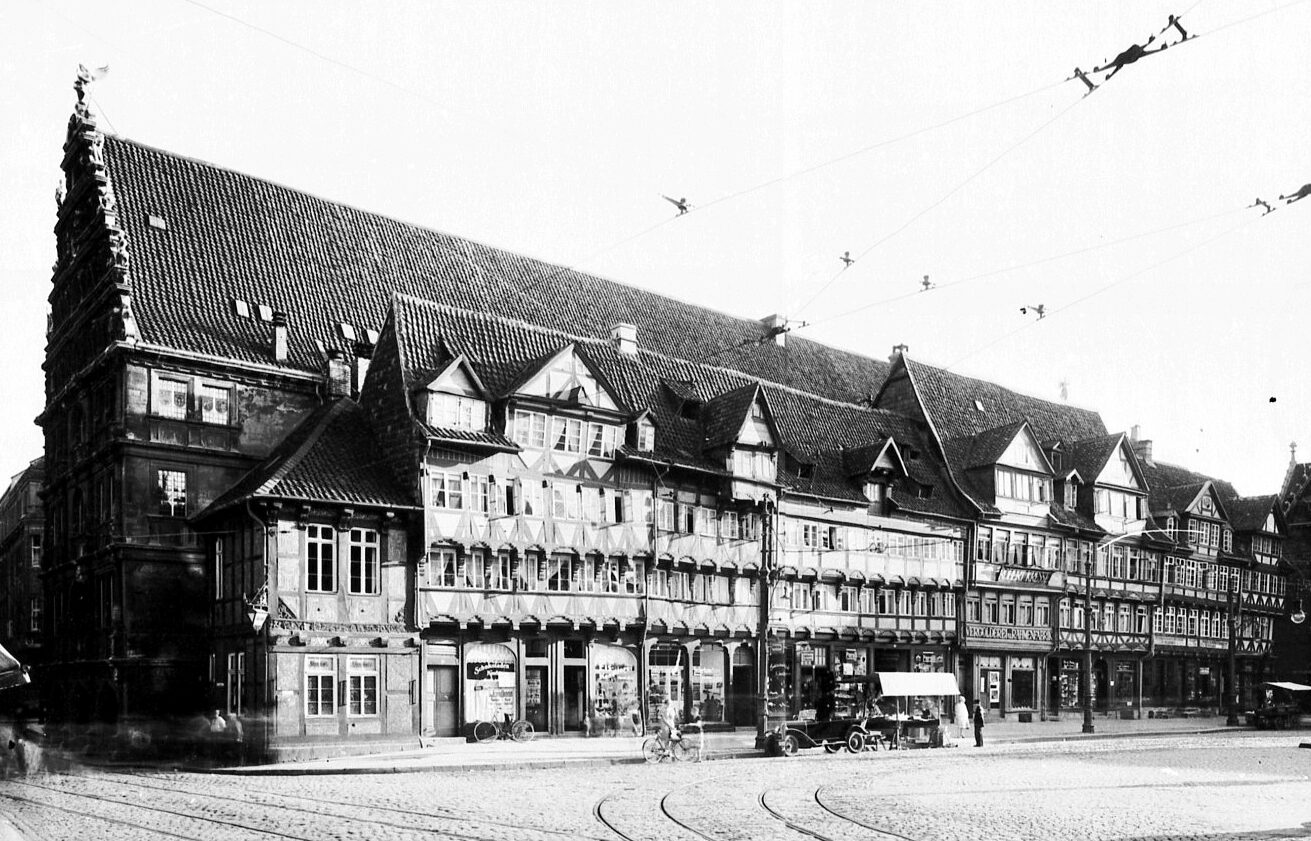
(760, 314, 787, 347)
(352, 340, 374, 397)
(610, 323, 637, 355)
(324, 349, 351, 398)
(1129, 424, 1140, 442)
(1132, 437, 1154, 467)
(272, 311, 288, 363)
(890, 343, 909, 363)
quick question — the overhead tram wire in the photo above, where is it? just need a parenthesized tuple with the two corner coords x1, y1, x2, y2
(938, 211, 1263, 374)
(792, 92, 1087, 319)
(800, 204, 1242, 329)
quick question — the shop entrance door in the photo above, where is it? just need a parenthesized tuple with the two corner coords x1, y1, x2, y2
(431, 666, 457, 736)
(730, 647, 755, 727)
(525, 665, 548, 732)
(981, 669, 1002, 710)
(563, 665, 586, 731)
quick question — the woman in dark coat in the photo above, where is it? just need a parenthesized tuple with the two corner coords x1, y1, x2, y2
(972, 701, 985, 747)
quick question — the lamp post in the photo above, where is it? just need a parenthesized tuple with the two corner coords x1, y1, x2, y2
(1226, 576, 1241, 726)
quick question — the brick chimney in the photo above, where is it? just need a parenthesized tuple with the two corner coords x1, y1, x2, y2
(324, 348, 351, 398)
(890, 343, 909, 363)
(610, 323, 637, 355)
(1131, 433, 1154, 467)
(272, 311, 288, 363)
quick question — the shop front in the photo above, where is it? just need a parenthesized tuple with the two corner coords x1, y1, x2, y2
(464, 642, 518, 725)
(590, 643, 640, 734)
(963, 619, 1053, 715)
(767, 637, 952, 720)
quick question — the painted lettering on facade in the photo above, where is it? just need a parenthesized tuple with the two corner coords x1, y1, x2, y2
(994, 566, 1054, 585)
(965, 623, 1052, 642)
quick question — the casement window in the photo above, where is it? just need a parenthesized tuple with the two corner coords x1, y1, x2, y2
(913, 590, 928, 616)
(467, 476, 491, 514)
(801, 523, 820, 548)
(995, 468, 1050, 502)
(547, 553, 573, 592)
(1036, 599, 1050, 627)
(552, 483, 582, 520)
(966, 597, 981, 622)
(1001, 598, 1016, 625)
(429, 548, 457, 587)
(656, 500, 676, 533)
(623, 558, 645, 595)
(305, 656, 337, 717)
(485, 550, 512, 590)
(29, 534, 42, 568)
(551, 417, 585, 454)
(348, 529, 379, 595)
(512, 409, 549, 449)
(226, 653, 245, 714)
(348, 656, 379, 716)
(1058, 598, 1071, 628)
(29, 598, 42, 634)
(430, 472, 465, 510)
(1064, 481, 1078, 508)
(586, 423, 620, 458)
(1222, 529, 1232, 553)
(1018, 598, 1033, 626)
(157, 469, 187, 517)
(983, 596, 999, 624)
(732, 449, 775, 481)
(152, 376, 189, 420)
(429, 393, 487, 430)
(306, 525, 336, 592)
(1152, 607, 1163, 633)
(720, 511, 739, 541)
(636, 419, 655, 451)
(976, 528, 992, 563)
(694, 507, 715, 537)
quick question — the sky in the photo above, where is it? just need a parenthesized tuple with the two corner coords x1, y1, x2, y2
(2, 0, 1309, 496)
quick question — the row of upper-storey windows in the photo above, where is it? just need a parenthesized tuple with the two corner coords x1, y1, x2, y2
(427, 474, 763, 540)
(827, 586, 955, 618)
(996, 468, 1050, 503)
(1153, 606, 1230, 638)
(1251, 535, 1281, 559)
(305, 525, 381, 595)
(967, 594, 1054, 628)
(150, 373, 234, 425)
(1094, 488, 1146, 519)
(781, 522, 964, 562)
(510, 409, 621, 458)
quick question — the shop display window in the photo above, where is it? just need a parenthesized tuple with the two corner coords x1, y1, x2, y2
(591, 645, 639, 732)
(465, 643, 517, 724)
(691, 644, 726, 722)
(647, 643, 685, 725)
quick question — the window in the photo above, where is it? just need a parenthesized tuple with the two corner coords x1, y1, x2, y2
(430, 393, 487, 430)
(732, 449, 775, 481)
(226, 652, 244, 714)
(1222, 529, 1232, 553)
(29, 598, 42, 634)
(1018, 598, 1033, 626)
(623, 558, 645, 594)
(1001, 598, 1016, 625)
(551, 417, 585, 454)
(636, 419, 655, 451)
(429, 548, 457, 587)
(995, 467, 1050, 502)
(512, 409, 549, 449)
(547, 553, 573, 592)
(348, 656, 379, 716)
(157, 470, 187, 517)
(348, 529, 379, 595)
(153, 376, 189, 419)
(587, 423, 619, 458)
(431, 472, 464, 510)
(307, 525, 336, 592)
(1036, 599, 1050, 627)
(1064, 480, 1078, 508)
(198, 384, 231, 424)
(29, 534, 41, 568)
(984, 597, 999, 624)
(1058, 598, 1070, 628)
(305, 656, 336, 717)
(486, 550, 512, 590)
(966, 597, 980, 622)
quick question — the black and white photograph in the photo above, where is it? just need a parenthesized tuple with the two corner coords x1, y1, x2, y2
(2, 2, 1311, 839)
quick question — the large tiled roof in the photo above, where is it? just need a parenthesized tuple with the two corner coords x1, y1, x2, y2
(946, 420, 1029, 471)
(197, 398, 420, 517)
(901, 357, 1107, 445)
(99, 134, 888, 403)
(1067, 434, 1123, 486)
(388, 295, 972, 519)
(1227, 494, 1277, 534)
(700, 384, 761, 451)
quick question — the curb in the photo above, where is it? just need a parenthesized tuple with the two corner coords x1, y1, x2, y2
(204, 728, 1243, 776)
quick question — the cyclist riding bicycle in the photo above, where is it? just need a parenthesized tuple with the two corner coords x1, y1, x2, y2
(657, 699, 678, 752)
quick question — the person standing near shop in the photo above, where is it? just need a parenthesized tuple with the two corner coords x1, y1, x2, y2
(972, 700, 985, 747)
(954, 696, 970, 744)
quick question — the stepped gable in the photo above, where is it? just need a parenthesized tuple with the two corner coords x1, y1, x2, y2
(903, 357, 1106, 445)
(388, 295, 971, 519)
(199, 398, 420, 518)
(98, 134, 887, 401)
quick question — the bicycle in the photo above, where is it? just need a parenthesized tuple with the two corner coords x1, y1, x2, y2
(641, 725, 701, 763)
(473, 716, 535, 744)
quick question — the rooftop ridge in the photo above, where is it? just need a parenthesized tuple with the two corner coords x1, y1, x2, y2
(392, 293, 904, 417)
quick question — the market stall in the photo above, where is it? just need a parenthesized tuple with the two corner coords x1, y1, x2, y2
(872, 671, 962, 749)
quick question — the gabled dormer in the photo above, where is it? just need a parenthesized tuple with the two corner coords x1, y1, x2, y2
(418, 354, 490, 432)
(1182, 482, 1232, 555)
(506, 344, 628, 459)
(1084, 434, 1149, 533)
(951, 420, 1053, 515)
(843, 438, 908, 511)
(701, 383, 779, 499)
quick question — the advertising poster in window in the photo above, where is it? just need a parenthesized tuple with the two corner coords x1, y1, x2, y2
(465, 643, 517, 723)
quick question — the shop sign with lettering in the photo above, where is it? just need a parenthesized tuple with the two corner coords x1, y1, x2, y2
(994, 566, 1055, 585)
(965, 623, 1053, 643)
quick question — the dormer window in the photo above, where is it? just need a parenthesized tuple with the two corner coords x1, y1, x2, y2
(733, 449, 775, 482)
(1165, 516, 1177, 537)
(996, 467, 1049, 502)
(1064, 478, 1078, 508)
(1222, 529, 1232, 553)
(864, 481, 885, 504)
(429, 393, 486, 430)
(636, 418, 655, 451)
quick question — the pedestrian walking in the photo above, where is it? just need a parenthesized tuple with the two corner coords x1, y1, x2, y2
(954, 696, 970, 744)
(972, 701, 985, 747)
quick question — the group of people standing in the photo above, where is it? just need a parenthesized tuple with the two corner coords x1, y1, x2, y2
(952, 696, 987, 747)
(192, 709, 244, 764)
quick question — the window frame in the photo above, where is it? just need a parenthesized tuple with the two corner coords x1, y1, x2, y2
(306, 524, 337, 593)
(347, 528, 380, 595)
(305, 655, 337, 718)
(347, 655, 380, 717)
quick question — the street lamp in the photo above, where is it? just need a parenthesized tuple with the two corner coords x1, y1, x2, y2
(1226, 577, 1241, 726)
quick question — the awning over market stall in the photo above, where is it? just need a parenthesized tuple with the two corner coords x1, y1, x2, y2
(876, 672, 960, 697)
(1263, 681, 1311, 692)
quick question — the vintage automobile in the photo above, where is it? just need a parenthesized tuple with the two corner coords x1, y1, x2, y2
(1250, 681, 1310, 729)
(765, 713, 894, 755)
(0, 641, 29, 692)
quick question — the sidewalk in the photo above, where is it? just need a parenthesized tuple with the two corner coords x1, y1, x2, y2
(217, 713, 1238, 776)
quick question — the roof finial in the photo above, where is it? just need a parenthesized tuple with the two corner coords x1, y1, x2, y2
(73, 64, 110, 118)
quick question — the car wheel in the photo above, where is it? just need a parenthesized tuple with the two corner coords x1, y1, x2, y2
(845, 730, 867, 753)
(779, 733, 799, 757)
(824, 741, 842, 754)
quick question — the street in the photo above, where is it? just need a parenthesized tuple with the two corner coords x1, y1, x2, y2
(2, 731, 1310, 840)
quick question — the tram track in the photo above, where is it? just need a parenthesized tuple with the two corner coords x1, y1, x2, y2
(813, 785, 920, 841)
(9, 773, 593, 841)
(116, 769, 605, 841)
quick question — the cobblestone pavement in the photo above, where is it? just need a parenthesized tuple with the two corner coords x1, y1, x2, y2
(2, 732, 1311, 841)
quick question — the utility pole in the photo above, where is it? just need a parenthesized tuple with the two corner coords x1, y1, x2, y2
(1226, 575, 1241, 726)
(755, 494, 776, 747)
(1082, 549, 1095, 734)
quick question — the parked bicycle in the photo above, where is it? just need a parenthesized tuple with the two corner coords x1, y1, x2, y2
(641, 724, 702, 763)
(473, 716, 535, 744)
